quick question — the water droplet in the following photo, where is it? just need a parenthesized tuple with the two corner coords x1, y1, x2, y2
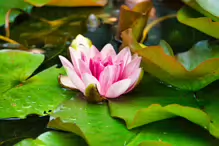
(167, 84, 172, 88)
(22, 105, 31, 109)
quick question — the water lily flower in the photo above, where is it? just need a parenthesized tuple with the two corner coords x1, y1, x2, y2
(59, 35, 143, 102)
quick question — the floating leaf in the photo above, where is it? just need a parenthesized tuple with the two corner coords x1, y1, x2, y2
(0, 0, 32, 26)
(47, 90, 218, 145)
(25, 0, 107, 7)
(15, 131, 87, 146)
(48, 96, 136, 146)
(196, 83, 219, 138)
(0, 116, 49, 145)
(181, 0, 219, 21)
(177, 6, 219, 39)
(128, 118, 218, 146)
(0, 50, 72, 119)
(116, 0, 153, 42)
(109, 76, 204, 129)
(0, 50, 44, 94)
(121, 29, 219, 91)
(195, 0, 219, 17)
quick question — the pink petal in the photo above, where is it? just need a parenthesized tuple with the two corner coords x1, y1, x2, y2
(102, 56, 113, 66)
(59, 75, 76, 89)
(115, 47, 132, 65)
(90, 59, 104, 79)
(98, 65, 118, 95)
(90, 45, 100, 58)
(122, 56, 141, 78)
(69, 48, 81, 76)
(81, 52, 88, 63)
(78, 59, 91, 75)
(105, 79, 131, 98)
(101, 44, 116, 59)
(59, 56, 73, 69)
(115, 47, 132, 74)
(125, 68, 143, 93)
(65, 67, 85, 93)
(81, 73, 101, 93)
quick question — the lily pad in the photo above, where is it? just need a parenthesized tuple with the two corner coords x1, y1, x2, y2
(0, 0, 32, 26)
(0, 50, 72, 119)
(25, 0, 107, 7)
(48, 96, 136, 146)
(116, 1, 153, 41)
(121, 29, 219, 91)
(196, 83, 219, 138)
(177, 6, 219, 39)
(127, 118, 218, 146)
(181, 0, 219, 21)
(0, 50, 44, 94)
(0, 116, 49, 145)
(47, 91, 218, 145)
(15, 131, 87, 146)
(108, 76, 205, 129)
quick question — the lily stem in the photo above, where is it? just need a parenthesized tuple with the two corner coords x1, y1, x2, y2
(0, 35, 28, 50)
(140, 14, 177, 43)
(0, 35, 20, 44)
(5, 8, 54, 38)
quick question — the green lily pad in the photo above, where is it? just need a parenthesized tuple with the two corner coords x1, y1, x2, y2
(127, 118, 218, 146)
(195, 0, 219, 17)
(0, 50, 44, 94)
(48, 96, 136, 146)
(108, 76, 206, 129)
(47, 91, 218, 145)
(121, 29, 219, 91)
(196, 83, 219, 138)
(181, 0, 219, 21)
(0, 50, 72, 119)
(24, 0, 50, 7)
(0, 116, 49, 145)
(15, 131, 87, 146)
(177, 6, 219, 39)
(0, 0, 32, 26)
(109, 76, 219, 138)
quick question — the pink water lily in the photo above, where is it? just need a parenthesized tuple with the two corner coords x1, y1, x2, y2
(59, 35, 143, 102)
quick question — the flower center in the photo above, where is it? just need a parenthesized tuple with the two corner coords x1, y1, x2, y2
(89, 56, 114, 80)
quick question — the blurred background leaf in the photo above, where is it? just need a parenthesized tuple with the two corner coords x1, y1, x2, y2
(25, 0, 108, 7)
(0, 0, 32, 26)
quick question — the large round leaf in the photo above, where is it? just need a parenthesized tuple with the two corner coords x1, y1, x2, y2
(0, 50, 72, 119)
(108, 76, 205, 129)
(177, 6, 219, 39)
(127, 118, 218, 146)
(0, 116, 49, 145)
(195, 0, 219, 17)
(122, 29, 219, 91)
(0, 50, 44, 94)
(48, 96, 136, 146)
(47, 93, 218, 145)
(181, 0, 219, 21)
(0, 0, 32, 26)
(15, 131, 87, 146)
(196, 83, 219, 138)
(24, 0, 107, 7)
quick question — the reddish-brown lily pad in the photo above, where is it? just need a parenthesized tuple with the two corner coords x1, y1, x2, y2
(116, 0, 153, 42)
(121, 28, 219, 91)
